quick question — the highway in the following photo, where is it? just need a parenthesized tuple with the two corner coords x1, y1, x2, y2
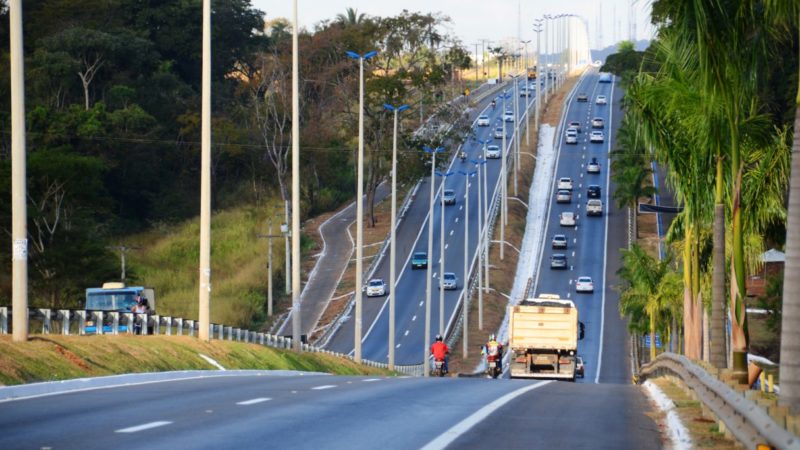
(0, 372, 660, 449)
(326, 75, 538, 364)
(531, 71, 630, 384)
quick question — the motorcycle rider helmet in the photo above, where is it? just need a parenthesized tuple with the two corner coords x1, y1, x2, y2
(435, 334, 443, 342)
(489, 333, 496, 341)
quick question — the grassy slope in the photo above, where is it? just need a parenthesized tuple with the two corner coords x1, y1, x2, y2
(0, 335, 391, 386)
(126, 202, 292, 328)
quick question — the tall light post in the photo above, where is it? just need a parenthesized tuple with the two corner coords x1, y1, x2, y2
(346, 50, 378, 362)
(510, 74, 520, 198)
(383, 102, 408, 371)
(291, 0, 302, 351)
(500, 90, 512, 261)
(458, 168, 476, 357)
(436, 170, 455, 335)
(257, 211, 286, 318)
(10, 0, 28, 342)
(543, 15, 552, 105)
(471, 157, 487, 331)
(520, 40, 531, 148)
(422, 145, 444, 376)
(533, 20, 543, 134)
(198, 0, 212, 342)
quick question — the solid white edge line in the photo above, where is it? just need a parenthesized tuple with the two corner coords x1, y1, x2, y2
(115, 421, 172, 433)
(595, 74, 616, 385)
(311, 385, 337, 390)
(236, 397, 272, 405)
(420, 381, 551, 450)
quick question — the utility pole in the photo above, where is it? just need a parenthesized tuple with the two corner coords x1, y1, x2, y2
(108, 245, 140, 281)
(423, 146, 444, 377)
(291, 0, 301, 352)
(534, 20, 542, 134)
(257, 213, 285, 317)
(198, 0, 212, 342)
(10, 0, 28, 342)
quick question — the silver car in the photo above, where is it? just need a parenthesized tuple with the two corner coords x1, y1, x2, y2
(485, 145, 501, 159)
(590, 131, 604, 143)
(366, 279, 386, 297)
(565, 128, 578, 144)
(477, 115, 490, 126)
(494, 127, 504, 139)
(591, 117, 605, 128)
(440, 272, 458, 290)
(556, 189, 572, 203)
(442, 189, 456, 205)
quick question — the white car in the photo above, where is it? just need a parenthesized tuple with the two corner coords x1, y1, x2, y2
(477, 115, 491, 126)
(440, 272, 458, 290)
(565, 130, 578, 144)
(503, 111, 514, 122)
(576, 276, 594, 293)
(557, 177, 573, 191)
(586, 199, 603, 216)
(519, 87, 530, 97)
(591, 117, 605, 128)
(485, 145, 501, 159)
(595, 95, 607, 105)
(590, 131, 605, 143)
(556, 189, 572, 203)
(560, 211, 576, 227)
(587, 158, 601, 173)
(366, 279, 386, 297)
(494, 127, 505, 139)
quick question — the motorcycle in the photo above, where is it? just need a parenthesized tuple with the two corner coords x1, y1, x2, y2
(486, 354, 502, 379)
(490, 100, 496, 109)
(431, 359, 446, 377)
(459, 150, 467, 162)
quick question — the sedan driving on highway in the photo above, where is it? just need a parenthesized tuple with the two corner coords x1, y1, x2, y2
(591, 117, 605, 128)
(443, 189, 456, 205)
(550, 254, 568, 269)
(560, 211, 576, 227)
(477, 115, 490, 126)
(568, 121, 582, 133)
(587, 185, 601, 199)
(552, 234, 568, 249)
(575, 276, 594, 293)
(556, 189, 572, 203)
(587, 158, 601, 173)
(494, 127, 505, 139)
(411, 252, 428, 269)
(503, 111, 514, 122)
(485, 145, 501, 159)
(576, 93, 588, 102)
(590, 131, 605, 143)
(440, 272, 458, 290)
(366, 279, 386, 297)
(586, 199, 603, 216)
(565, 129, 578, 144)
(595, 95, 607, 105)
(558, 177, 574, 190)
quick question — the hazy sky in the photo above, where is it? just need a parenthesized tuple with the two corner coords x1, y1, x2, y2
(250, 0, 656, 50)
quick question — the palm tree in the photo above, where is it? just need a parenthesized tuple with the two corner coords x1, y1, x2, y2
(611, 120, 657, 242)
(334, 8, 365, 27)
(764, 0, 800, 414)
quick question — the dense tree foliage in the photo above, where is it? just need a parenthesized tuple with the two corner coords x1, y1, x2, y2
(0, 1, 470, 309)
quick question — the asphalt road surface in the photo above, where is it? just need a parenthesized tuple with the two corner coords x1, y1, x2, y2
(0, 372, 660, 449)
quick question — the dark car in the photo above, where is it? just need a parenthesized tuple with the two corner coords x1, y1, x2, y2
(550, 254, 568, 269)
(587, 185, 602, 199)
(411, 252, 428, 269)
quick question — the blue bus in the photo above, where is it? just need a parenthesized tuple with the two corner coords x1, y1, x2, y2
(84, 283, 155, 333)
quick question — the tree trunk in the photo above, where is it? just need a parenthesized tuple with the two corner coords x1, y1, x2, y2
(711, 201, 727, 368)
(780, 103, 800, 413)
(729, 116, 748, 381)
(650, 314, 657, 362)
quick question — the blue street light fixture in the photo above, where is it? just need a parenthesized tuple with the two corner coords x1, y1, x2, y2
(457, 168, 477, 358)
(422, 145, 445, 376)
(346, 49, 377, 363)
(383, 102, 409, 370)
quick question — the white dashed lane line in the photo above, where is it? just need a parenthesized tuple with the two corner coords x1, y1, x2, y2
(116, 421, 172, 433)
(237, 397, 272, 406)
(312, 385, 337, 390)
(363, 378, 381, 382)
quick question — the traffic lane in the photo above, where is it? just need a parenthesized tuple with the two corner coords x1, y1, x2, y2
(0, 373, 335, 450)
(445, 382, 661, 449)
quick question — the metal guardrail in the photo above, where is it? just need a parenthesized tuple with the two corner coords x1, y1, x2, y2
(0, 307, 418, 375)
(639, 352, 800, 450)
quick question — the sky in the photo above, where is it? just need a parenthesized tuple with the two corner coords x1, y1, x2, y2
(250, 0, 656, 51)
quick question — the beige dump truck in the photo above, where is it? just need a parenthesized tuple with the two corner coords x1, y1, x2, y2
(508, 295, 581, 381)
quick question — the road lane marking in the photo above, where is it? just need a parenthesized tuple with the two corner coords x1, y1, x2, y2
(455, 217, 459, 223)
(363, 378, 381, 382)
(396, 344, 402, 348)
(412, 315, 417, 321)
(116, 421, 172, 433)
(420, 381, 552, 450)
(450, 230, 454, 236)
(404, 330, 410, 336)
(237, 397, 271, 406)
(419, 301, 424, 307)
(445, 244, 449, 249)
(459, 205, 463, 211)
(312, 385, 337, 390)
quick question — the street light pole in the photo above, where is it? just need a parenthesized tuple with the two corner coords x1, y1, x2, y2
(471, 158, 486, 331)
(436, 170, 454, 335)
(423, 146, 444, 376)
(291, 0, 302, 352)
(533, 20, 543, 133)
(198, 0, 212, 342)
(10, 0, 28, 342)
(383, 103, 408, 371)
(458, 168, 475, 358)
(346, 50, 378, 362)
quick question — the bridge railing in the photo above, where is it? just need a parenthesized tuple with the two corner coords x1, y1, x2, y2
(0, 306, 422, 375)
(639, 352, 800, 450)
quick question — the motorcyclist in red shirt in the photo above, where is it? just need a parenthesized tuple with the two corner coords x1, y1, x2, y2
(430, 334, 450, 374)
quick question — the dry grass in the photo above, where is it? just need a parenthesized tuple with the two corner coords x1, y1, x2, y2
(647, 378, 741, 449)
